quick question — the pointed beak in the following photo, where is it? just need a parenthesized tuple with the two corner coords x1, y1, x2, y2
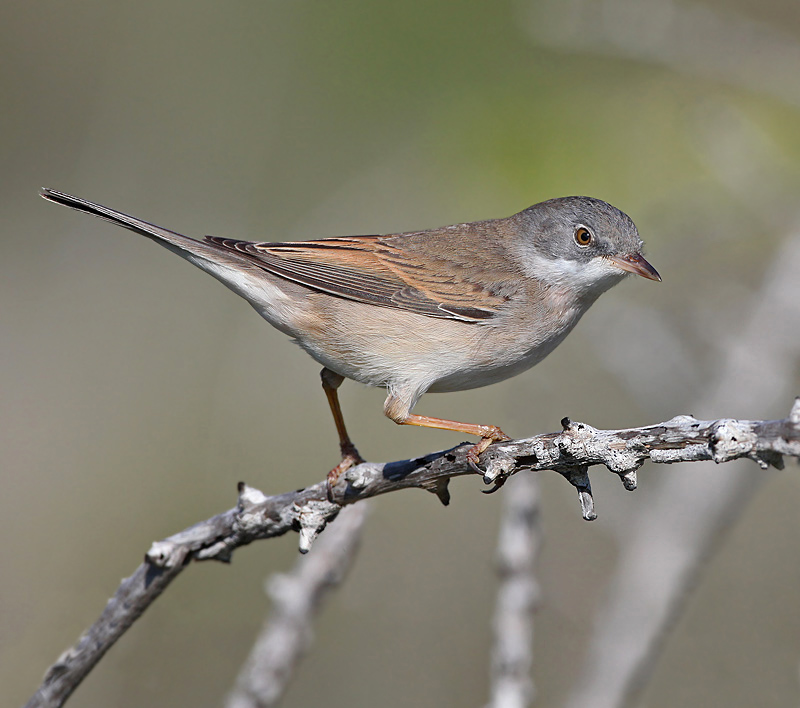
(606, 252, 662, 282)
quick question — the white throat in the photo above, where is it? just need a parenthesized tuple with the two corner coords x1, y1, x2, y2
(522, 253, 627, 296)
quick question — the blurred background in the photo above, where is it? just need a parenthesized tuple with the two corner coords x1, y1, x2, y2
(3, 1, 800, 706)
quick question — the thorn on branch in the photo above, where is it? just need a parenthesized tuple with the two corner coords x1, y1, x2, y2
(790, 397, 800, 424)
(618, 469, 638, 491)
(295, 500, 340, 554)
(238, 482, 269, 509)
(145, 540, 184, 569)
(237, 483, 275, 538)
(420, 477, 451, 506)
(756, 451, 784, 470)
(559, 466, 596, 521)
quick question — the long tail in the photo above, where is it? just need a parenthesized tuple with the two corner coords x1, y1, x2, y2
(40, 188, 266, 290)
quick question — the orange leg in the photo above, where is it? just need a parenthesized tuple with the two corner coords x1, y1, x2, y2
(321, 368, 364, 493)
(397, 413, 510, 469)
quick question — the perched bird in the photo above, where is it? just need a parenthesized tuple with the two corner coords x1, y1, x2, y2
(41, 189, 660, 490)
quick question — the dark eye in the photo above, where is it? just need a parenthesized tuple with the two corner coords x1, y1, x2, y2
(574, 226, 593, 246)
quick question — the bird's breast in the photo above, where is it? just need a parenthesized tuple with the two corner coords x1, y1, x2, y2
(287, 284, 590, 396)
(427, 286, 589, 392)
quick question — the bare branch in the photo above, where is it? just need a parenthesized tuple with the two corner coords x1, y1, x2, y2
(23, 403, 800, 708)
(225, 504, 368, 708)
(22, 519, 217, 708)
(485, 475, 542, 708)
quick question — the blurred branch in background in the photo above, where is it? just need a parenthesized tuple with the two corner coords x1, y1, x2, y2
(519, 0, 800, 107)
(583, 96, 800, 418)
(485, 475, 541, 708)
(565, 228, 800, 708)
(523, 2, 800, 701)
(226, 504, 368, 708)
(23, 406, 800, 708)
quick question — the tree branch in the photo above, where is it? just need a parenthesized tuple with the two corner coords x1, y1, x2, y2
(23, 402, 800, 708)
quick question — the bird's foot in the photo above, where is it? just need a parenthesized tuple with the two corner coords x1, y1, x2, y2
(465, 427, 511, 488)
(326, 442, 365, 501)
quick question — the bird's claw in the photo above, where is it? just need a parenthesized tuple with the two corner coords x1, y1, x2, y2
(481, 476, 508, 494)
(326, 447, 365, 502)
(466, 431, 511, 491)
(467, 455, 485, 475)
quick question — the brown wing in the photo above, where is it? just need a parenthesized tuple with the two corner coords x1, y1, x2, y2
(204, 228, 520, 322)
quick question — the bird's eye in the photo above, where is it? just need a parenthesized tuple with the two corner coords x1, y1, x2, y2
(574, 226, 593, 246)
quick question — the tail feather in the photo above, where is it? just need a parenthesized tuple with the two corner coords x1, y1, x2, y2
(40, 188, 259, 273)
(41, 188, 309, 336)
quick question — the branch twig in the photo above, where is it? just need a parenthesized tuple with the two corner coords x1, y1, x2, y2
(24, 404, 800, 708)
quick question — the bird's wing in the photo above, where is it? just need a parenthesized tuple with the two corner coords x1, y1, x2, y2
(204, 230, 517, 322)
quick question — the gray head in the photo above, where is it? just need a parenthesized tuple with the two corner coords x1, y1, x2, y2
(511, 196, 660, 296)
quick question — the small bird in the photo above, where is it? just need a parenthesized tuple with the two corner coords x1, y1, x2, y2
(41, 189, 660, 490)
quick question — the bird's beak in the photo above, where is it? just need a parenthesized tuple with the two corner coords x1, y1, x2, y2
(606, 253, 662, 282)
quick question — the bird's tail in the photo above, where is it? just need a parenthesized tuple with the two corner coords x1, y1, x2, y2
(40, 188, 262, 282)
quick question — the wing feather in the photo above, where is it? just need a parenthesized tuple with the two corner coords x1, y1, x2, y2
(204, 230, 515, 322)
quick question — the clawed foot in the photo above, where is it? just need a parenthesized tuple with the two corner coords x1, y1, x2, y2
(465, 426, 510, 482)
(326, 442, 365, 501)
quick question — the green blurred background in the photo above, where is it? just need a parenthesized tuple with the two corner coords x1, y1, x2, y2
(3, 1, 800, 706)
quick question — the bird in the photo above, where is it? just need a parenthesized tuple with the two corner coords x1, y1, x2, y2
(41, 188, 660, 492)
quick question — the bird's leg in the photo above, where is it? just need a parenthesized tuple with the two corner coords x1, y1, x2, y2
(383, 393, 509, 473)
(402, 414, 510, 469)
(321, 368, 364, 494)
